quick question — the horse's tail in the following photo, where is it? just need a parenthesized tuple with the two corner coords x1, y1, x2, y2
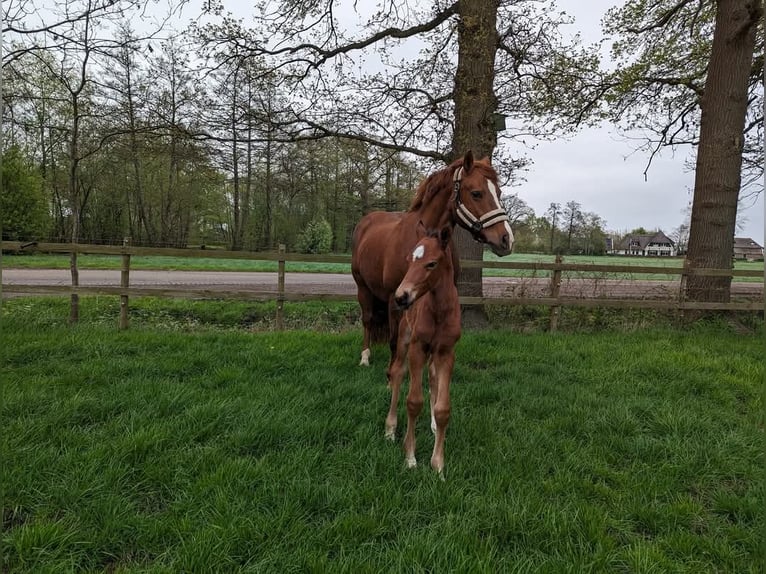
(369, 297, 390, 344)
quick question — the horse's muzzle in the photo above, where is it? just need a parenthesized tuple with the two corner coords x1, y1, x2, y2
(491, 235, 512, 256)
(394, 291, 413, 310)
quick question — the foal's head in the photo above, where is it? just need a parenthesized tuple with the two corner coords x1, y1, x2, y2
(394, 224, 452, 310)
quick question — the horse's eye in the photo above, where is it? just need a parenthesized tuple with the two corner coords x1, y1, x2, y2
(426, 261, 438, 270)
(470, 190, 482, 199)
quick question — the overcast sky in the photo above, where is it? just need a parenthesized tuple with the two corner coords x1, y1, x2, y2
(522, 0, 764, 243)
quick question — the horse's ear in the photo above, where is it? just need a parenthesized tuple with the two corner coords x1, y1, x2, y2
(463, 150, 474, 173)
(439, 225, 452, 249)
(416, 220, 427, 238)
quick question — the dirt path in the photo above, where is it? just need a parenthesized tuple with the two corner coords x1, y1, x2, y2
(3, 268, 762, 300)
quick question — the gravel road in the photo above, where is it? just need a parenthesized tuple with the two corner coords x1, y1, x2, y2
(3, 268, 763, 300)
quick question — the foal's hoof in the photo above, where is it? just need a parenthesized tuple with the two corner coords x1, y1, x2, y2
(406, 456, 417, 469)
(359, 349, 371, 366)
(384, 427, 396, 441)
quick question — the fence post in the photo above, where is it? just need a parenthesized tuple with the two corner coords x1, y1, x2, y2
(548, 254, 563, 332)
(69, 245, 80, 324)
(678, 258, 690, 304)
(276, 244, 286, 330)
(119, 237, 131, 330)
(679, 257, 692, 322)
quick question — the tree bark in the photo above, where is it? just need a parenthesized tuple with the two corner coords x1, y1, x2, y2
(450, 0, 500, 326)
(686, 0, 762, 302)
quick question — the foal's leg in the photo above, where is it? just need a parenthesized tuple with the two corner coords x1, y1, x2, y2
(403, 343, 426, 468)
(384, 321, 410, 441)
(430, 350, 454, 475)
(386, 299, 402, 374)
(428, 358, 438, 434)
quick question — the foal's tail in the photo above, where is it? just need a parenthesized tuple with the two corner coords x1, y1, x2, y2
(369, 297, 390, 344)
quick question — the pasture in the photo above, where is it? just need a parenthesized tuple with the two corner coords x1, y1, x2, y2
(2, 298, 762, 572)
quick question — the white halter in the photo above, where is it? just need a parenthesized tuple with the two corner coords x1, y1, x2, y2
(452, 167, 509, 233)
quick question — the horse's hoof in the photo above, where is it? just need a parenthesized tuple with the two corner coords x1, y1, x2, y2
(406, 456, 417, 468)
(384, 428, 396, 441)
(360, 349, 371, 366)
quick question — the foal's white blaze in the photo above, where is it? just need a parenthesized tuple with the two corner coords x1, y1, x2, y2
(412, 244, 425, 260)
(487, 179, 515, 244)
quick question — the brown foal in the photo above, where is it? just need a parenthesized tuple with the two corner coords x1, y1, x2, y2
(384, 224, 461, 475)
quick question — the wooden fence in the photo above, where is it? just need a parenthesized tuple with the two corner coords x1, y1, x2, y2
(2, 241, 763, 330)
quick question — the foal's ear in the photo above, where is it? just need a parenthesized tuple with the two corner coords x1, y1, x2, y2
(463, 150, 474, 173)
(416, 220, 427, 238)
(439, 225, 452, 249)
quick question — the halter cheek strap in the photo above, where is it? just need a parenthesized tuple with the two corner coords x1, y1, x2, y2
(452, 167, 510, 233)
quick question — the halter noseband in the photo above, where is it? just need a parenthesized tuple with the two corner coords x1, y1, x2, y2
(452, 166, 510, 234)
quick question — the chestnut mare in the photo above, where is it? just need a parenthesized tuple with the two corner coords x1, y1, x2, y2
(351, 150, 513, 367)
(385, 224, 460, 475)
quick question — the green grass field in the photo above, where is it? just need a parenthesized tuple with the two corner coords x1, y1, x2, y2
(2, 299, 763, 572)
(1, 253, 353, 274)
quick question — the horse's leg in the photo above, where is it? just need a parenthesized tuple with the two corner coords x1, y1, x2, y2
(385, 320, 410, 441)
(430, 349, 455, 476)
(428, 358, 437, 434)
(356, 285, 375, 366)
(403, 342, 426, 468)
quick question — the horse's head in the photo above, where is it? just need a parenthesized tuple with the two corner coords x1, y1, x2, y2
(451, 150, 514, 256)
(394, 224, 452, 310)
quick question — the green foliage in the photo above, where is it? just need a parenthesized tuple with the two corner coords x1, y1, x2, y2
(1, 145, 50, 240)
(296, 215, 333, 254)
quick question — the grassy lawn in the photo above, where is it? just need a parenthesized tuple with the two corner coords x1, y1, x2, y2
(1, 253, 352, 274)
(2, 299, 763, 572)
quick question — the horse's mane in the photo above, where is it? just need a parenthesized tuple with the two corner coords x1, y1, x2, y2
(408, 156, 498, 212)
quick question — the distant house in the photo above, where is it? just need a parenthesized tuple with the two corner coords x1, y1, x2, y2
(611, 231, 677, 257)
(733, 237, 763, 261)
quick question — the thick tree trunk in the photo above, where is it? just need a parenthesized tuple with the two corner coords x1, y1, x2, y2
(686, 0, 761, 302)
(451, 0, 499, 325)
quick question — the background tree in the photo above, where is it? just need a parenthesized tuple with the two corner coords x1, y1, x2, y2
(685, 0, 761, 302)
(546, 202, 562, 252)
(576, 212, 607, 255)
(561, 200, 583, 253)
(1, 145, 49, 239)
(501, 193, 535, 230)
(602, 0, 763, 302)
(102, 24, 156, 244)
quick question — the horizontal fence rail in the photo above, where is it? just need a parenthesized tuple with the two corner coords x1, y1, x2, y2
(2, 241, 763, 330)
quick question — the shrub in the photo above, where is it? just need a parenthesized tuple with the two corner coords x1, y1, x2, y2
(296, 216, 333, 254)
